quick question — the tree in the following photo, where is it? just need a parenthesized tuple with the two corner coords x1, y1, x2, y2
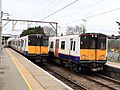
(43, 26, 56, 37)
(20, 26, 45, 37)
(66, 25, 83, 35)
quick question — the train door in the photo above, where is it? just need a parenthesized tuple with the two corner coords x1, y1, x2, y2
(55, 39, 59, 57)
(69, 39, 77, 61)
(69, 39, 73, 59)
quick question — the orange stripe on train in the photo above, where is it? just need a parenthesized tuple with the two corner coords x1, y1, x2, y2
(28, 46, 48, 54)
(80, 49, 106, 61)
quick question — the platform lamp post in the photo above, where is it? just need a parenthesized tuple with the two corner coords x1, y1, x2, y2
(0, 0, 2, 61)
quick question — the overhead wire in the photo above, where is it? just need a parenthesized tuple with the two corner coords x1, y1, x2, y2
(41, 0, 80, 20)
(31, 0, 59, 19)
(54, 0, 105, 20)
(84, 7, 120, 19)
(60, 7, 120, 26)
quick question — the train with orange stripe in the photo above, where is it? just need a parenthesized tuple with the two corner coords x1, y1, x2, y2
(48, 33, 108, 71)
(7, 34, 49, 63)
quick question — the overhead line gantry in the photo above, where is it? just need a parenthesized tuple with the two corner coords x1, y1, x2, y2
(2, 18, 58, 36)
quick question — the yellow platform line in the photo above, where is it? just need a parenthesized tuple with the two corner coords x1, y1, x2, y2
(6, 48, 45, 90)
(6, 49, 32, 90)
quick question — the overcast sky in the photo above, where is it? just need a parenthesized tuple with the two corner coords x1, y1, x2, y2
(2, 0, 120, 35)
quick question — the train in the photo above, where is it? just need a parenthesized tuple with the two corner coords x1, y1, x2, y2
(7, 34, 49, 63)
(48, 33, 108, 71)
(7, 33, 108, 71)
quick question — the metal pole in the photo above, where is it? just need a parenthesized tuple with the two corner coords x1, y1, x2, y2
(56, 23, 58, 36)
(0, 0, 2, 61)
(82, 19, 86, 33)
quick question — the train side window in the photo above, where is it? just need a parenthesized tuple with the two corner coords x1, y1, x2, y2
(18, 40, 20, 46)
(50, 42, 54, 48)
(21, 39, 24, 47)
(24, 39, 27, 47)
(70, 41, 73, 50)
(61, 41, 65, 50)
(73, 41, 76, 51)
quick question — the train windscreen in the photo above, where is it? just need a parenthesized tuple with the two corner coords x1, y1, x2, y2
(28, 35, 37, 46)
(41, 36, 48, 46)
(97, 36, 106, 49)
(28, 35, 48, 46)
(80, 34, 106, 49)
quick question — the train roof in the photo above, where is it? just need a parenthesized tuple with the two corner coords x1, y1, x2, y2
(20, 34, 48, 38)
(50, 33, 107, 39)
(55, 35, 79, 37)
(80, 33, 107, 37)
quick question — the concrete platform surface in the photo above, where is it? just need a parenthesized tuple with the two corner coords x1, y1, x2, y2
(0, 48, 29, 90)
(1, 48, 73, 90)
(106, 61, 120, 69)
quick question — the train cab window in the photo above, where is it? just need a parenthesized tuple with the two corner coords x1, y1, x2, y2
(36, 36, 40, 46)
(80, 36, 89, 49)
(80, 34, 106, 49)
(90, 40, 95, 49)
(80, 35, 96, 49)
(50, 42, 54, 48)
(28, 36, 37, 46)
(73, 41, 76, 51)
(42, 37, 48, 46)
(97, 36, 106, 49)
(61, 41, 65, 50)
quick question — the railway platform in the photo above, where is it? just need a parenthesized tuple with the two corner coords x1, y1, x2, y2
(106, 61, 120, 69)
(101, 61, 120, 81)
(0, 48, 73, 90)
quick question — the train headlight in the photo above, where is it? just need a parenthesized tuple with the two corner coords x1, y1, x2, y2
(100, 55, 104, 59)
(82, 55, 88, 59)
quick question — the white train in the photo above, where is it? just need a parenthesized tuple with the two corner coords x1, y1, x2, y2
(7, 34, 49, 62)
(48, 33, 108, 71)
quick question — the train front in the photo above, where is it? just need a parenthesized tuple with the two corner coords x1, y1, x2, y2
(28, 34, 49, 62)
(80, 33, 107, 70)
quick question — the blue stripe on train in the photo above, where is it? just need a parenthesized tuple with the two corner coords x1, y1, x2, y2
(49, 51, 54, 57)
(59, 53, 80, 63)
(49, 51, 80, 63)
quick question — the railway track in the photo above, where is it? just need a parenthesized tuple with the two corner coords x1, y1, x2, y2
(92, 73, 120, 90)
(41, 64, 87, 90)
(80, 72, 120, 90)
(40, 63, 120, 90)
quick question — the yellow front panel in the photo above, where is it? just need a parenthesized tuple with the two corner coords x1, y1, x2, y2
(41, 46, 48, 54)
(96, 50, 106, 60)
(35, 46, 41, 54)
(28, 46, 48, 54)
(28, 46, 36, 54)
(80, 49, 95, 60)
